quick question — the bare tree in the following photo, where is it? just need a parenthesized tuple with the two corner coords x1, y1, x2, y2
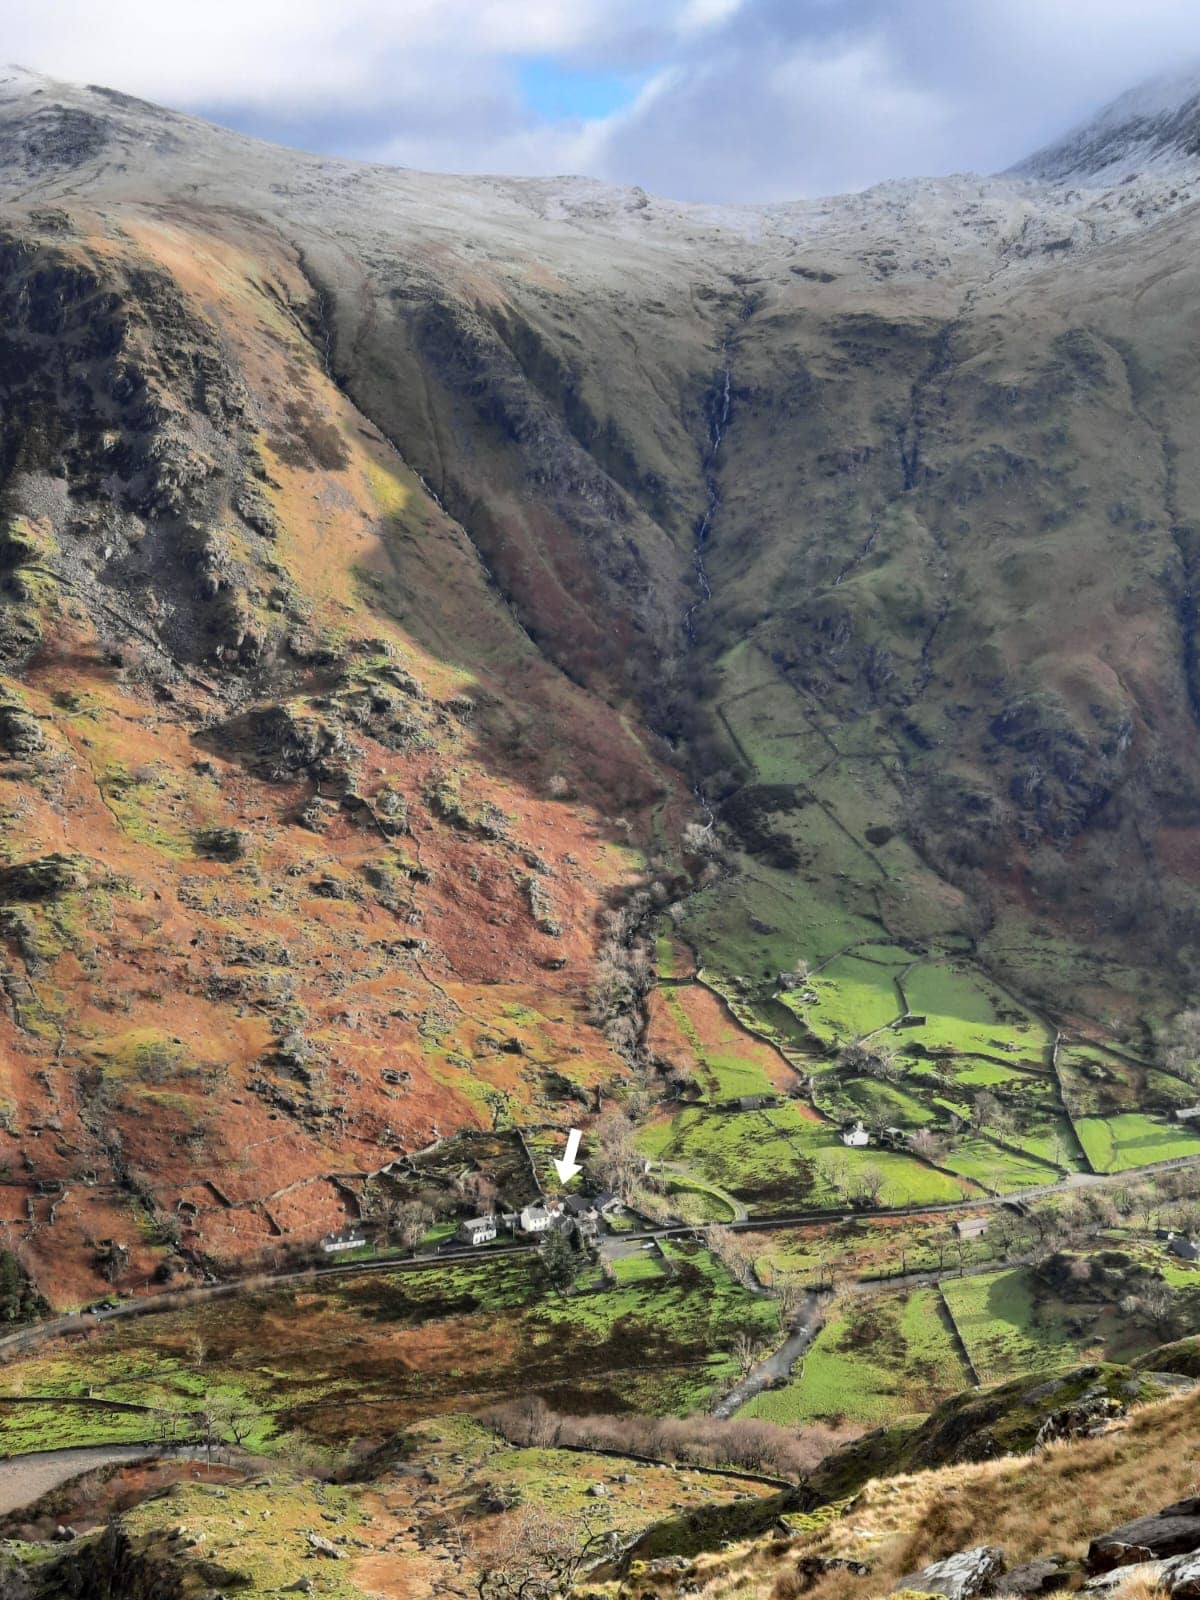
(971, 1091, 1004, 1132)
(1160, 1008, 1200, 1086)
(849, 1163, 887, 1208)
(592, 1111, 642, 1197)
(909, 1128, 943, 1164)
(386, 1200, 434, 1252)
(460, 1171, 500, 1212)
(206, 1395, 264, 1449)
(470, 1507, 614, 1600)
(706, 1224, 752, 1285)
(731, 1328, 762, 1377)
(773, 1277, 807, 1325)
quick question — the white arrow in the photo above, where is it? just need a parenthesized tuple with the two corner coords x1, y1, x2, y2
(553, 1127, 583, 1185)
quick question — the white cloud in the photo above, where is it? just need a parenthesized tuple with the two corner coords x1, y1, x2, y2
(7, 0, 1200, 199)
(677, 0, 745, 35)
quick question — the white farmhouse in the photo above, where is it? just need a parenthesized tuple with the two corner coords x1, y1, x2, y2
(841, 1120, 870, 1148)
(458, 1215, 498, 1247)
(519, 1201, 564, 1233)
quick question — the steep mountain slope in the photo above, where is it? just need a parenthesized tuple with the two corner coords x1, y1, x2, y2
(1016, 65, 1200, 183)
(3, 67, 1200, 1302)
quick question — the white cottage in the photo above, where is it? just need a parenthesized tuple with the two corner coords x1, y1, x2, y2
(458, 1215, 498, 1246)
(321, 1226, 367, 1253)
(519, 1201, 564, 1233)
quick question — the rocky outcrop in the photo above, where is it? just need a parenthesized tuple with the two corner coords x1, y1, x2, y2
(1086, 1556, 1200, 1596)
(994, 1558, 1071, 1596)
(1088, 1499, 1200, 1573)
(893, 1545, 1007, 1599)
(0, 854, 89, 902)
(0, 702, 43, 758)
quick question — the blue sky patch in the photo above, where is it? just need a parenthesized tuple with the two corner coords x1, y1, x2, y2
(516, 57, 646, 123)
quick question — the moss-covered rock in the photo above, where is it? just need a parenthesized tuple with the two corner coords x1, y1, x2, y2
(0, 701, 44, 758)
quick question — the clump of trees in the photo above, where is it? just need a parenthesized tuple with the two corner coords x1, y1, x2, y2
(590, 1109, 643, 1197)
(588, 888, 657, 1063)
(0, 1245, 46, 1325)
(480, 1394, 857, 1481)
(539, 1228, 580, 1291)
(816, 1153, 890, 1209)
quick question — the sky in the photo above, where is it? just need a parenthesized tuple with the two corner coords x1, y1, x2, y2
(7, 0, 1200, 202)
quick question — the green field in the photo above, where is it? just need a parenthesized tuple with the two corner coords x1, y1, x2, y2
(739, 1287, 973, 1427)
(608, 1248, 668, 1284)
(939, 1267, 1079, 1383)
(937, 1137, 1060, 1194)
(640, 1102, 975, 1214)
(783, 954, 905, 1045)
(1073, 1114, 1200, 1172)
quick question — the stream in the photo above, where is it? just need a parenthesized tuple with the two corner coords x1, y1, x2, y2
(712, 1292, 826, 1419)
(683, 358, 732, 645)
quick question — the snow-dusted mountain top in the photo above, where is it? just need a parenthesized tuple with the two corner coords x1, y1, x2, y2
(0, 59, 1196, 284)
(1015, 64, 1200, 185)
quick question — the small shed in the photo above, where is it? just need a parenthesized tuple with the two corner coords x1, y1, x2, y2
(956, 1216, 989, 1240)
(1174, 1106, 1200, 1124)
(841, 1120, 870, 1148)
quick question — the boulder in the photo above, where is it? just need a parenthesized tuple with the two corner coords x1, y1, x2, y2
(1162, 1554, 1200, 1598)
(1088, 1499, 1200, 1573)
(306, 1533, 343, 1560)
(893, 1547, 1007, 1599)
(995, 1558, 1070, 1595)
(1084, 1563, 1164, 1593)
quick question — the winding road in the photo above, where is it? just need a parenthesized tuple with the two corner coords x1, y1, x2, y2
(1, 1147, 1193, 1370)
(0, 1442, 236, 1517)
